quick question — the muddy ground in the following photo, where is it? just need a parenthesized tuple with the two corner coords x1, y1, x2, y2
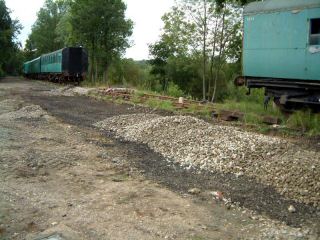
(0, 77, 319, 240)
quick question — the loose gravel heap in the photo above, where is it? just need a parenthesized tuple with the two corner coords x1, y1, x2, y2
(0, 105, 51, 121)
(94, 114, 320, 207)
(0, 99, 20, 114)
(49, 86, 94, 96)
(94, 113, 161, 131)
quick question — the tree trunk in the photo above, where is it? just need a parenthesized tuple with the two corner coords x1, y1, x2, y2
(90, 54, 94, 83)
(202, 0, 207, 101)
(104, 64, 109, 84)
(91, 38, 95, 82)
(208, 19, 219, 99)
(95, 58, 98, 83)
(211, 9, 226, 103)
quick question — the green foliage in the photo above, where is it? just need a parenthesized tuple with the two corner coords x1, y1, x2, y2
(107, 59, 153, 88)
(227, 84, 265, 103)
(24, 0, 133, 82)
(70, 0, 133, 81)
(25, 0, 69, 57)
(216, 0, 258, 7)
(149, 40, 172, 91)
(167, 82, 185, 97)
(145, 99, 175, 111)
(216, 86, 285, 125)
(149, 0, 242, 102)
(287, 111, 320, 135)
(0, 0, 23, 75)
(0, 67, 4, 77)
(55, 9, 74, 46)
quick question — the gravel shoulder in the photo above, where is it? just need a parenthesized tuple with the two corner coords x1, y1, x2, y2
(0, 77, 319, 239)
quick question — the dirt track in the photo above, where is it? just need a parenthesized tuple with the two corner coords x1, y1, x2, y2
(0, 77, 319, 240)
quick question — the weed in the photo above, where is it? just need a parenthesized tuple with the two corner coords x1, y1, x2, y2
(287, 111, 320, 136)
(166, 82, 185, 97)
(145, 99, 175, 111)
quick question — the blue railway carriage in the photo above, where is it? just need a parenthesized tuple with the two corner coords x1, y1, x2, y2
(23, 47, 88, 83)
(236, 0, 320, 110)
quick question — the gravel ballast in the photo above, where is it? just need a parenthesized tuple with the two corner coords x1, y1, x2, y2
(0, 104, 51, 121)
(94, 114, 320, 207)
(49, 86, 94, 96)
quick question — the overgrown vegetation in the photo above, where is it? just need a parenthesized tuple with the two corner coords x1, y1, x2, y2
(287, 111, 320, 136)
(0, 0, 23, 76)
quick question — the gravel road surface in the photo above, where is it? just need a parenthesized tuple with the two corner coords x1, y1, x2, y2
(0, 77, 319, 240)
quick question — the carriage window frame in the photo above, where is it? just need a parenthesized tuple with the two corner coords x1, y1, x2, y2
(310, 18, 320, 45)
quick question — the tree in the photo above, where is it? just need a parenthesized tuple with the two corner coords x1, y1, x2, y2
(149, 40, 172, 91)
(216, 0, 256, 7)
(25, 0, 70, 57)
(0, 0, 22, 76)
(177, 0, 212, 101)
(55, 1, 75, 46)
(70, 0, 133, 82)
(161, 7, 195, 57)
(208, 2, 242, 102)
(149, 5, 199, 94)
(149, 0, 243, 101)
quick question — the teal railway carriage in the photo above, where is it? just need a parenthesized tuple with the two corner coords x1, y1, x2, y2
(23, 57, 41, 77)
(23, 47, 88, 83)
(236, 0, 320, 110)
(41, 49, 64, 74)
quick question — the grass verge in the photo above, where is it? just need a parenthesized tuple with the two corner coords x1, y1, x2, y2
(89, 88, 320, 137)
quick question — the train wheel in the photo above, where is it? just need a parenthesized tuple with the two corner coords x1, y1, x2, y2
(273, 97, 293, 114)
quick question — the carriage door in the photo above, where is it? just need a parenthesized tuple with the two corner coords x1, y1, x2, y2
(306, 14, 320, 80)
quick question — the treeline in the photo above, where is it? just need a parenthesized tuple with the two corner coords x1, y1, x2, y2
(6, 0, 257, 102)
(25, 0, 133, 83)
(0, 0, 23, 77)
(104, 0, 254, 102)
(149, 0, 243, 101)
(110, 0, 255, 102)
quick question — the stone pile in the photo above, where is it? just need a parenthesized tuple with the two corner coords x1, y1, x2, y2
(0, 105, 50, 121)
(49, 86, 94, 96)
(94, 114, 320, 207)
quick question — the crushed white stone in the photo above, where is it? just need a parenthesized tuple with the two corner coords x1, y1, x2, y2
(0, 105, 50, 120)
(49, 86, 94, 96)
(94, 114, 320, 207)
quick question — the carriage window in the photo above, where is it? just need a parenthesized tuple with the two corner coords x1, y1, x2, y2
(310, 18, 320, 45)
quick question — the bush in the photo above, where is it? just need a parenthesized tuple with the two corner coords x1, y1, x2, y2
(166, 82, 184, 97)
(145, 99, 175, 111)
(226, 83, 265, 103)
(0, 67, 4, 78)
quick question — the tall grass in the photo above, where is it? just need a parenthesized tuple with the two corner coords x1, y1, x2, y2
(287, 111, 320, 136)
(145, 99, 175, 111)
(217, 87, 284, 125)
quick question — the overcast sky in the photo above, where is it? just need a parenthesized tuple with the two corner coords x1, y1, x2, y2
(6, 0, 174, 60)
